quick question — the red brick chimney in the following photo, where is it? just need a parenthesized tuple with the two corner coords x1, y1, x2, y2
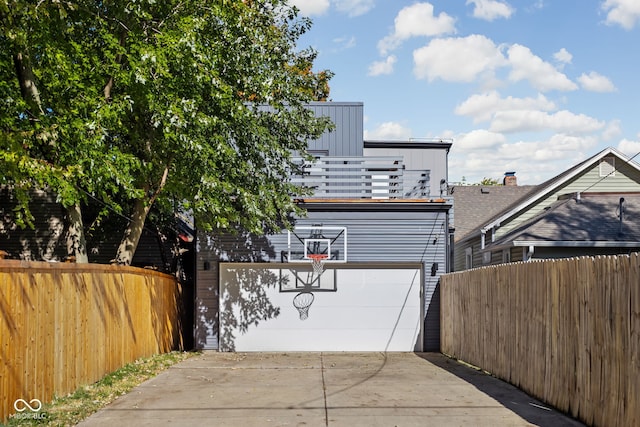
(503, 171, 517, 186)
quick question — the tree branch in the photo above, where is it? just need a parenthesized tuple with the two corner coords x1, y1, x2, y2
(103, 31, 127, 101)
(13, 52, 44, 117)
(148, 164, 170, 208)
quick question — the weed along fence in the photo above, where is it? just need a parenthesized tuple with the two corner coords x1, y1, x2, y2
(0, 261, 183, 422)
(441, 254, 640, 427)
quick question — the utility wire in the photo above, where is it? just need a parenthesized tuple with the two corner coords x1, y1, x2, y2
(579, 149, 640, 194)
(76, 186, 163, 235)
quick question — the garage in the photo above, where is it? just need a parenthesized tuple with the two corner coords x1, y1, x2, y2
(218, 262, 424, 352)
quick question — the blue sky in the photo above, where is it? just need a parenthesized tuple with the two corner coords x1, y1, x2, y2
(290, 0, 640, 185)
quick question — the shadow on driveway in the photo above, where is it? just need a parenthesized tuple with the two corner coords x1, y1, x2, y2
(418, 354, 585, 427)
(78, 352, 585, 427)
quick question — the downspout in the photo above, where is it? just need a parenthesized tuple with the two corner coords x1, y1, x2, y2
(525, 245, 535, 261)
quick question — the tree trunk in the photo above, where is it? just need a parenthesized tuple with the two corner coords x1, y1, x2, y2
(66, 203, 88, 263)
(13, 52, 44, 116)
(115, 165, 169, 265)
(114, 198, 149, 265)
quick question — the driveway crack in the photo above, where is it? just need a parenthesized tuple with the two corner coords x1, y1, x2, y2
(320, 352, 329, 426)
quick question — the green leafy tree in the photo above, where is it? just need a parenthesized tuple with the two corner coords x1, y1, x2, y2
(1, 0, 333, 264)
(478, 177, 500, 186)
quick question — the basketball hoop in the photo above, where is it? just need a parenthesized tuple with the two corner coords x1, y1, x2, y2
(307, 253, 328, 276)
(293, 291, 315, 320)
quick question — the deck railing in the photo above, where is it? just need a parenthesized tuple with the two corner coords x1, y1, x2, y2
(291, 157, 430, 199)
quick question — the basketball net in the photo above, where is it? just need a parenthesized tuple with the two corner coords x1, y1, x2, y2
(293, 291, 314, 320)
(307, 253, 328, 276)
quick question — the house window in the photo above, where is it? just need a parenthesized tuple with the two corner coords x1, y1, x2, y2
(502, 249, 511, 263)
(482, 251, 491, 265)
(465, 247, 473, 269)
(599, 156, 615, 177)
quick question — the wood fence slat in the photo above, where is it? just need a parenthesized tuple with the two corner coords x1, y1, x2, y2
(1, 262, 181, 422)
(629, 253, 640, 427)
(440, 254, 639, 427)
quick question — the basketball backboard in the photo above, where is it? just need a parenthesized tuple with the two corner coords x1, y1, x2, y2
(283, 225, 347, 264)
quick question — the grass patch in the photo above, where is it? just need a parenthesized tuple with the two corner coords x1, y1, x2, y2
(3, 351, 196, 427)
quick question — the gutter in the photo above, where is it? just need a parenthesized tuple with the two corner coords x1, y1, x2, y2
(512, 240, 640, 248)
(297, 199, 452, 212)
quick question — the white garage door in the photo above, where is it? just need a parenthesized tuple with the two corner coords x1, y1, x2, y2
(219, 263, 423, 352)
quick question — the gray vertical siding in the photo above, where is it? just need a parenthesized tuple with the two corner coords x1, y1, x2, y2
(306, 102, 363, 156)
(195, 204, 450, 351)
(256, 102, 363, 157)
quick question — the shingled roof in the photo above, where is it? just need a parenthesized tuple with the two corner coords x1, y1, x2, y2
(488, 193, 640, 248)
(451, 184, 537, 242)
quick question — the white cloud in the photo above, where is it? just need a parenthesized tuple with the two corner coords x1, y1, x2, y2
(414, 38, 577, 91)
(526, 0, 545, 12)
(454, 91, 556, 123)
(578, 71, 617, 92)
(413, 35, 505, 83)
(449, 134, 598, 184)
(455, 129, 506, 150)
(489, 110, 605, 134)
(377, 3, 456, 55)
(335, 0, 375, 17)
(289, 0, 330, 16)
(543, 133, 599, 153)
(602, 0, 640, 30)
(507, 44, 578, 92)
(332, 36, 357, 51)
(466, 0, 514, 21)
(553, 48, 572, 66)
(368, 56, 397, 76)
(617, 137, 640, 157)
(602, 120, 622, 141)
(364, 121, 412, 140)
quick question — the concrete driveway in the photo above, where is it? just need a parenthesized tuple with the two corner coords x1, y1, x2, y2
(78, 352, 584, 426)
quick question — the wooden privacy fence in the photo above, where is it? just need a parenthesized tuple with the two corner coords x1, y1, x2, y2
(0, 261, 183, 422)
(441, 254, 640, 427)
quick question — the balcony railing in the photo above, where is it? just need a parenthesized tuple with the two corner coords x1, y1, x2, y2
(291, 157, 430, 199)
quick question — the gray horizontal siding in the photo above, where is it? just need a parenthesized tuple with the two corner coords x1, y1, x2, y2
(195, 206, 450, 351)
(0, 187, 66, 261)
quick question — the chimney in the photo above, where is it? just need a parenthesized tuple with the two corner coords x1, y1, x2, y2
(503, 171, 517, 186)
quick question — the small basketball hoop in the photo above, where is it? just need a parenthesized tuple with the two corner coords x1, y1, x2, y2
(307, 253, 328, 276)
(293, 291, 315, 320)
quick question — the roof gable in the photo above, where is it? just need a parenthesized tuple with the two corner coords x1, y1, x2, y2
(480, 147, 640, 235)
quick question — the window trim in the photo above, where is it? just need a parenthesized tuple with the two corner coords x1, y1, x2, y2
(482, 251, 491, 265)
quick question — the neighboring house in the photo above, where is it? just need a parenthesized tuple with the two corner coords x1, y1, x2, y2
(195, 102, 454, 352)
(0, 186, 190, 270)
(455, 147, 640, 270)
(451, 177, 536, 249)
(0, 186, 196, 348)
